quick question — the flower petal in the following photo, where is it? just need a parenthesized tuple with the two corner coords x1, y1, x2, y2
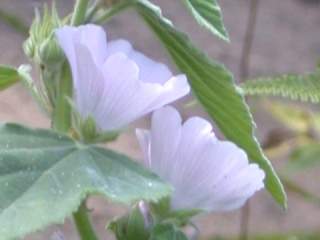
(55, 25, 108, 120)
(175, 142, 264, 211)
(138, 106, 265, 212)
(106, 39, 173, 84)
(56, 25, 190, 131)
(72, 43, 106, 119)
(56, 25, 107, 66)
(149, 107, 182, 179)
(94, 53, 163, 130)
(93, 53, 189, 131)
(141, 75, 190, 116)
(136, 129, 151, 167)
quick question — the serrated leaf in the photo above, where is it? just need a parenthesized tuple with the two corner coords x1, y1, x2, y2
(134, 0, 286, 207)
(0, 123, 171, 240)
(182, 0, 229, 41)
(241, 69, 320, 103)
(0, 65, 19, 90)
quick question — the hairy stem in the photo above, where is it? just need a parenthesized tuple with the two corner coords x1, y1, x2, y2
(72, 0, 89, 26)
(92, 1, 132, 24)
(239, 0, 260, 239)
(239, 0, 260, 82)
(73, 201, 99, 240)
(50, 64, 98, 239)
(52, 63, 72, 133)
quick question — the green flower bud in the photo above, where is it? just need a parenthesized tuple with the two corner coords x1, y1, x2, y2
(73, 114, 119, 144)
(81, 116, 98, 142)
(39, 35, 64, 66)
(23, 37, 36, 60)
(24, 4, 63, 66)
(107, 202, 152, 240)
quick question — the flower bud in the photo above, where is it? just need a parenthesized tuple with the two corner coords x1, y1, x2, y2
(39, 36, 64, 67)
(24, 4, 63, 66)
(107, 202, 152, 240)
(23, 37, 36, 60)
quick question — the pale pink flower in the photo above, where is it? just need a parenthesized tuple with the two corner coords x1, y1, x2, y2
(55, 24, 189, 131)
(136, 106, 265, 211)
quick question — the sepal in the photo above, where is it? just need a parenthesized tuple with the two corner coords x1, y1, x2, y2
(107, 202, 152, 240)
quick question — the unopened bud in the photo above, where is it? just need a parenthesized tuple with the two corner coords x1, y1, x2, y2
(24, 4, 63, 66)
(39, 36, 64, 66)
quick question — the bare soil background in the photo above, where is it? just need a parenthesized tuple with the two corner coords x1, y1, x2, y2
(0, 0, 320, 239)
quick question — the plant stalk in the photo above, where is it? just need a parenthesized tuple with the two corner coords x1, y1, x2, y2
(92, 1, 132, 24)
(51, 64, 98, 239)
(239, 0, 260, 239)
(73, 202, 99, 240)
(72, 0, 89, 26)
(239, 0, 260, 82)
(52, 63, 72, 132)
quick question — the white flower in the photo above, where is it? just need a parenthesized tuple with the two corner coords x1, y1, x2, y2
(136, 106, 265, 212)
(55, 24, 190, 131)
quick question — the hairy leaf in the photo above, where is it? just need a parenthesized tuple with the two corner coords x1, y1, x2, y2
(241, 70, 320, 103)
(0, 65, 19, 90)
(0, 123, 170, 240)
(181, 0, 229, 41)
(134, 0, 286, 207)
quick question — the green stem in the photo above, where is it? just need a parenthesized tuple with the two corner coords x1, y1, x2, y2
(52, 63, 72, 132)
(92, 1, 132, 24)
(50, 63, 98, 238)
(72, 0, 89, 26)
(73, 202, 99, 240)
(85, 0, 100, 23)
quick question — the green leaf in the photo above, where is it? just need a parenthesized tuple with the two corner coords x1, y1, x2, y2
(150, 223, 188, 240)
(0, 123, 171, 240)
(134, 0, 286, 207)
(241, 69, 320, 103)
(289, 143, 320, 171)
(0, 65, 19, 90)
(181, 0, 229, 41)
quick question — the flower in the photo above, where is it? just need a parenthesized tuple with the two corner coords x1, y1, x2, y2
(136, 106, 265, 212)
(55, 24, 190, 131)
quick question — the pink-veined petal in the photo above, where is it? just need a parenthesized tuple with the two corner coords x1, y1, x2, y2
(137, 106, 265, 212)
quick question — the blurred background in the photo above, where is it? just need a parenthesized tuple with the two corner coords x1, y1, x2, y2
(1, 0, 320, 239)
